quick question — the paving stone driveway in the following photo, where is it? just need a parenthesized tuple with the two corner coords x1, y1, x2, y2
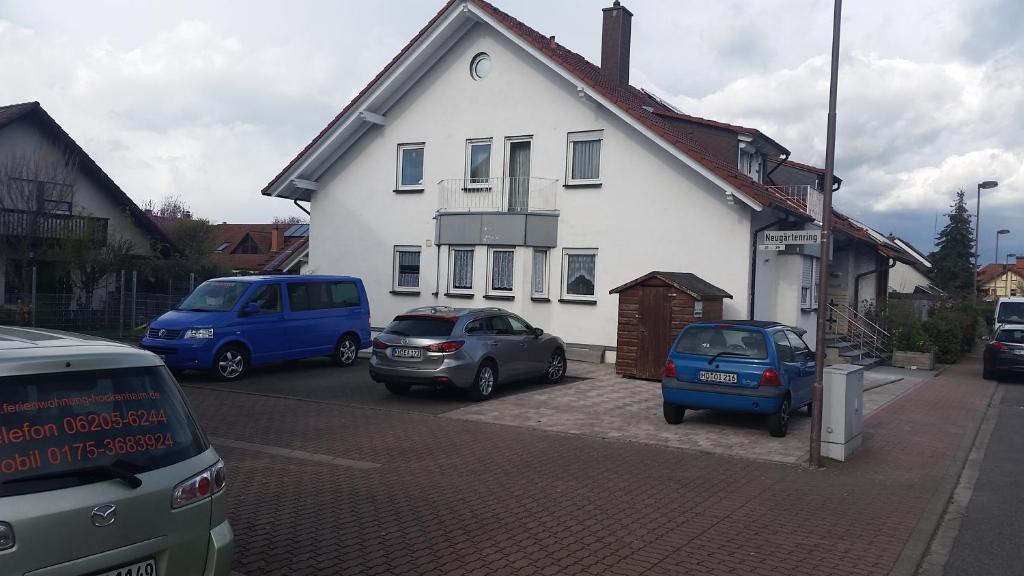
(446, 361, 935, 464)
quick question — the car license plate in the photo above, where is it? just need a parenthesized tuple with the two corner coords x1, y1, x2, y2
(392, 347, 422, 359)
(699, 371, 737, 384)
(97, 559, 157, 576)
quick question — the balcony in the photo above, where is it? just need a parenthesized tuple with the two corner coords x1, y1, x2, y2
(434, 177, 559, 248)
(437, 177, 559, 213)
(767, 185, 824, 222)
(0, 209, 109, 245)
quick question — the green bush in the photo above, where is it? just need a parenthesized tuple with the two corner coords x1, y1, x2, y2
(923, 310, 964, 363)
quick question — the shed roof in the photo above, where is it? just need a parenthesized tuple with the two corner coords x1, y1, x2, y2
(609, 271, 733, 300)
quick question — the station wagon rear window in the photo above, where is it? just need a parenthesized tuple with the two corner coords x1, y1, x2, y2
(995, 328, 1024, 344)
(675, 326, 769, 360)
(385, 316, 456, 337)
(0, 367, 207, 497)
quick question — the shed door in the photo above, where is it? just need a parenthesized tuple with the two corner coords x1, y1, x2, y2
(637, 286, 673, 379)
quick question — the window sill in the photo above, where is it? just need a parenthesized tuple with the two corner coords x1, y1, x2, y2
(444, 292, 475, 299)
(563, 181, 602, 189)
(530, 296, 551, 302)
(393, 188, 424, 194)
(390, 290, 421, 296)
(483, 294, 514, 301)
(559, 298, 597, 305)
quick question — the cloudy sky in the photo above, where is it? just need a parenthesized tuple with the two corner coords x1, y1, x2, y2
(1, 0, 1021, 262)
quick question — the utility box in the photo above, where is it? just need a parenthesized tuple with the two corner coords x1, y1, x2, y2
(820, 364, 864, 461)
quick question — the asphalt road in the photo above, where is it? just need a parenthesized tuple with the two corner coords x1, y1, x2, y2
(944, 378, 1024, 576)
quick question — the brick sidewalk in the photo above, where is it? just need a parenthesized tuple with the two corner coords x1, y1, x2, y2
(186, 355, 993, 576)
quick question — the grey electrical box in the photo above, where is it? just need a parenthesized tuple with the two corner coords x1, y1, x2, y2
(820, 364, 864, 461)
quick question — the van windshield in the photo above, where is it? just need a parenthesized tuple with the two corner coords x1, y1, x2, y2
(178, 281, 249, 312)
(0, 367, 207, 497)
(675, 326, 769, 360)
(997, 302, 1024, 324)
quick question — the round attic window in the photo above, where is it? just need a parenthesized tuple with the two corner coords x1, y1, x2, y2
(470, 52, 491, 80)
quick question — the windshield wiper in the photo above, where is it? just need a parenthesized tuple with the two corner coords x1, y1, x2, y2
(707, 351, 750, 365)
(2, 460, 143, 489)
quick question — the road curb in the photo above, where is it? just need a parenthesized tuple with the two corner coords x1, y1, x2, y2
(887, 379, 998, 576)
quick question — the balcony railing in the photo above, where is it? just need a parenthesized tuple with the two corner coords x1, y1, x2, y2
(437, 177, 559, 213)
(0, 209, 109, 245)
(767, 185, 823, 221)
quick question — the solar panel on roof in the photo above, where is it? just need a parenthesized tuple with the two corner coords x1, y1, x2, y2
(284, 224, 309, 237)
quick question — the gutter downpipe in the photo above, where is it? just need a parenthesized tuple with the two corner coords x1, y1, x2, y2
(749, 213, 791, 320)
(764, 151, 791, 184)
(293, 199, 311, 215)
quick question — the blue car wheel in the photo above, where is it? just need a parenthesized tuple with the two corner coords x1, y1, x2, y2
(663, 401, 685, 425)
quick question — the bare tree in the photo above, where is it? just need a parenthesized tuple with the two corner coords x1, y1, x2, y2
(142, 194, 191, 219)
(272, 215, 307, 225)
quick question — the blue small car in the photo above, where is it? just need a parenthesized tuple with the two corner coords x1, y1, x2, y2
(140, 275, 371, 381)
(661, 320, 815, 437)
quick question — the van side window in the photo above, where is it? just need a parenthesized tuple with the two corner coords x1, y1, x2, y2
(287, 283, 311, 311)
(247, 284, 281, 313)
(330, 282, 361, 308)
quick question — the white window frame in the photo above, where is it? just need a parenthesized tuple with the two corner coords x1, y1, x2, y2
(561, 248, 598, 301)
(737, 143, 762, 184)
(487, 247, 516, 295)
(396, 143, 425, 191)
(566, 130, 603, 185)
(531, 249, 549, 299)
(393, 245, 421, 292)
(447, 246, 475, 294)
(465, 139, 492, 189)
(694, 300, 704, 319)
(800, 256, 820, 310)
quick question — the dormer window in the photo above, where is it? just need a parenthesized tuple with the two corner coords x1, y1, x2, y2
(738, 142, 762, 183)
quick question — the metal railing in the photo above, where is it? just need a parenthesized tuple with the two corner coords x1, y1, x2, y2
(826, 302, 892, 360)
(0, 209, 109, 244)
(767, 185, 823, 221)
(437, 177, 559, 213)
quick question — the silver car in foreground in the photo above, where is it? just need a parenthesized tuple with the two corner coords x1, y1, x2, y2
(369, 307, 567, 401)
(0, 326, 233, 576)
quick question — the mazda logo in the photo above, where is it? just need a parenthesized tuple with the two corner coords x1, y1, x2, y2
(91, 504, 117, 527)
(158, 329, 167, 338)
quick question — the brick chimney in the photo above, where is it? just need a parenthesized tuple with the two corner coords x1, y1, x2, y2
(271, 226, 284, 252)
(601, 1, 633, 87)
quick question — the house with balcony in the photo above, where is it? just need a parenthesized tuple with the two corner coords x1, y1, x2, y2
(262, 0, 919, 362)
(0, 101, 174, 306)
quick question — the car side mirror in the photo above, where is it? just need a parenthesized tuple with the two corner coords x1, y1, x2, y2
(240, 302, 260, 316)
(532, 327, 544, 338)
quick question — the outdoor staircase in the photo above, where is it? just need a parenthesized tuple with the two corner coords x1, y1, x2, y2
(824, 303, 891, 367)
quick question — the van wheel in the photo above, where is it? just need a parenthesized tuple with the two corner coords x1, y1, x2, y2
(468, 361, 498, 402)
(545, 349, 566, 384)
(384, 382, 410, 395)
(768, 397, 791, 438)
(333, 334, 360, 367)
(214, 345, 248, 382)
(663, 401, 685, 425)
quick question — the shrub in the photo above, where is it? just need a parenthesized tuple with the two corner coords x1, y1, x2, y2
(923, 311, 963, 363)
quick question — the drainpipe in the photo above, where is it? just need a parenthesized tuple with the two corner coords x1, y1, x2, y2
(764, 151, 791, 185)
(749, 214, 790, 320)
(853, 255, 895, 315)
(293, 199, 310, 215)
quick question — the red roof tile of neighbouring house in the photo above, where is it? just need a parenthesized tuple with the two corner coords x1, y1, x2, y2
(978, 261, 1024, 285)
(207, 223, 308, 273)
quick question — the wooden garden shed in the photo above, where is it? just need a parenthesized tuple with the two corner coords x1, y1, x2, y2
(610, 271, 732, 380)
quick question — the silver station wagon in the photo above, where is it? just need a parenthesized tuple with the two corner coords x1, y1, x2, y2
(0, 327, 233, 576)
(369, 307, 567, 401)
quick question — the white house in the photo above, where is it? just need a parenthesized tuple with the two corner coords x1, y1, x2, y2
(263, 0, 918, 360)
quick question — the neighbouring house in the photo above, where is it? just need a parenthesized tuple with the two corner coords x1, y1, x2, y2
(209, 222, 309, 275)
(261, 0, 920, 361)
(978, 257, 1024, 299)
(0, 101, 175, 310)
(886, 237, 938, 295)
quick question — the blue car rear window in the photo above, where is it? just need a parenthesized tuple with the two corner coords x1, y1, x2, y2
(676, 326, 768, 360)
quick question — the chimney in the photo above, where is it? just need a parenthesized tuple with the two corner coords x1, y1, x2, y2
(271, 226, 283, 252)
(601, 1, 633, 87)
(183, 210, 192, 220)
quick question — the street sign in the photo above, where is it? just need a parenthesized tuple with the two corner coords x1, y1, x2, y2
(759, 244, 786, 251)
(763, 230, 821, 245)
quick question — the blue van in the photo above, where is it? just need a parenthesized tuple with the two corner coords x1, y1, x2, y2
(140, 275, 371, 381)
(661, 320, 815, 437)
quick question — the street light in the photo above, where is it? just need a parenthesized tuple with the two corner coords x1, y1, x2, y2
(996, 229, 1010, 286)
(974, 180, 999, 301)
(1008, 253, 1018, 298)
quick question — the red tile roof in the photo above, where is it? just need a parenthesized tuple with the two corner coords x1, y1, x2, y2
(209, 223, 305, 273)
(978, 261, 1024, 285)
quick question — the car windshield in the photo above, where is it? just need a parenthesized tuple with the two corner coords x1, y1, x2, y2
(997, 302, 1024, 324)
(385, 316, 456, 337)
(0, 366, 207, 497)
(177, 281, 250, 312)
(995, 328, 1024, 344)
(676, 326, 769, 360)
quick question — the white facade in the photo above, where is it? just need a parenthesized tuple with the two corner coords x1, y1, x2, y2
(888, 261, 932, 294)
(306, 25, 754, 347)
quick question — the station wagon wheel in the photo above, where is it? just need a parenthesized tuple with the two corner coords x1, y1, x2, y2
(768, 396, 791, 438)
(333, 334, 360, 367)
(215, 345, 247, 382)
(469, 361, 497, 402)
(545, 349, 566, 384)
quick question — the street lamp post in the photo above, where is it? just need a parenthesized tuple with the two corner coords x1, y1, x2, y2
(1008, 253, 1018, 298)
(974, 180, 999, 301)
(994, 229, 1010, 296)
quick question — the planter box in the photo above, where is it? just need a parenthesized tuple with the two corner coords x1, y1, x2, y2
(892, 350, 935, 370)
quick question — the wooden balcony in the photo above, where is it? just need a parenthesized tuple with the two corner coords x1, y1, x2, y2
(0, 209, 108, 245)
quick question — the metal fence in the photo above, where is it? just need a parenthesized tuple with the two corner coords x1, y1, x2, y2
(0, 269, 199, 341)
